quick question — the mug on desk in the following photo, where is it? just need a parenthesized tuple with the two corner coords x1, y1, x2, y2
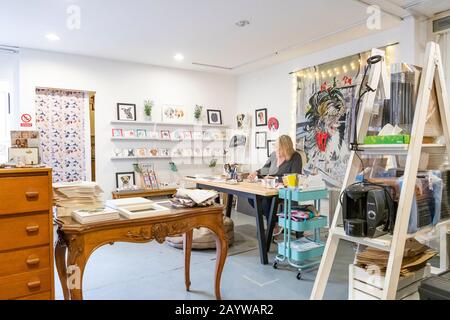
(283, 174, 297, 188)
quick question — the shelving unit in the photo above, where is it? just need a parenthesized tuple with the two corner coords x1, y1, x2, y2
(311, 42, 450, 300)
(110, 120, 229, 128)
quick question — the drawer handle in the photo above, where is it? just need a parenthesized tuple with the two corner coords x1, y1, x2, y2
(26, 225, 40, 233)
(25, 191, 39, 201)
(27, 280, 41, 289)
(26, 256, 40, 266)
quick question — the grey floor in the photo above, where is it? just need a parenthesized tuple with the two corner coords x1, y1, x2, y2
(54, 210, 355, 300)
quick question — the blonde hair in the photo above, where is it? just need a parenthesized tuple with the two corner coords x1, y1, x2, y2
(277, 135, 295, 160)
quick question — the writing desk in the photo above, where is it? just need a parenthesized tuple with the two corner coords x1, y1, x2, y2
(185, 178, 279, 265)
(55, 204, 228, 300)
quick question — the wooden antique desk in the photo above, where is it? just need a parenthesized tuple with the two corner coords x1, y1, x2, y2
(55, 204, 228, 300)
(185, 178, 279, 265)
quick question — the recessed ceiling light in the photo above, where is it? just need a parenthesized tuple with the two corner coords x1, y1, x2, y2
(235, 20, 250, 27)
(174, 53, 184, 62)
(45, 33, 60, 41)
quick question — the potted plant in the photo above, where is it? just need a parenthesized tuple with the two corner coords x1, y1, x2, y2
(194, 105, 203, 124)
(144, 99, 154, 122)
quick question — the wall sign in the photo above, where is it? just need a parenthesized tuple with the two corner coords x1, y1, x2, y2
(20, 113, 33, 127)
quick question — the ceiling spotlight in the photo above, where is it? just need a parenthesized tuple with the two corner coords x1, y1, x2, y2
(174, 53, 184, 62)
(45, 33, 60, 41)
(235, 20, 250, 27)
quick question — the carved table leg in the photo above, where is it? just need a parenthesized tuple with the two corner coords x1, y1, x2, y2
(55, 234, 70, 300)
(184, 229, 193, 291)
(66, 236, 87, 300)
(213, 225, 228, 300)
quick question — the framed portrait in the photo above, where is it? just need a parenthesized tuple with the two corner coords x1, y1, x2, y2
(267, 140, 276, 157)
(8, 147, 39, 165)
(112, 129, 123, 137)
(117, 103, 137, 121)
(255, 108, 268, 126)
(136, 129, 146, 138)
(115, 172, 136, 189)
(160, 130, 171, 140)
(207, 109, 222, 125)
(162, 105, 186, 123)
(255, 131, 267, 149)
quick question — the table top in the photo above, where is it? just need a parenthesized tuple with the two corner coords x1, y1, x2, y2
(184, 177, 279, 197)
(56, 202, 223, 233)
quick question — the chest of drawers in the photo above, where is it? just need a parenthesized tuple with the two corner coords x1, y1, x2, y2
(0, 168, 54, 300)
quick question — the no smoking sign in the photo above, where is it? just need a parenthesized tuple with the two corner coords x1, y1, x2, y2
(20, 113, 33, 127)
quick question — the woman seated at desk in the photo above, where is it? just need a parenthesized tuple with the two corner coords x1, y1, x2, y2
(247, 135, 303, 228)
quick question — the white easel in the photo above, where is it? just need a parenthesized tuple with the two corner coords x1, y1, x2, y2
(311, 41, 450, 300)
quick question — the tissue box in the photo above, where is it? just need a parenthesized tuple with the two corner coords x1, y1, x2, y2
(364, 135, 410, 145)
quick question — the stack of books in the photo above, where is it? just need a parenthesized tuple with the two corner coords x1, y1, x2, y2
(72, 208, 120, 224)
(53, 181, 104, 217)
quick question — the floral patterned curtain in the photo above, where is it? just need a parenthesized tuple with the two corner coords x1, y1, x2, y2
(35, 88, 87, 182)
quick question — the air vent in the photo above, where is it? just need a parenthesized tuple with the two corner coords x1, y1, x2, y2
(433, 15, 450, 34)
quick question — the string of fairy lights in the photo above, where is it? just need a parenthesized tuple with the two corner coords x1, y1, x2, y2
(290, 44, 397, 141)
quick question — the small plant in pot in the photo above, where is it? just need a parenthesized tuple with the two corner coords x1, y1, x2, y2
(194, 105, 203, 123)
(144, 99, 154, 121)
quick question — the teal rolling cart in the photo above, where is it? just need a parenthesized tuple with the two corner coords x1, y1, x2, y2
(273, 188, 328, 280)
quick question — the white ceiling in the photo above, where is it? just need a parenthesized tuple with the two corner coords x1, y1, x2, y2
(0, 0, 448, 74)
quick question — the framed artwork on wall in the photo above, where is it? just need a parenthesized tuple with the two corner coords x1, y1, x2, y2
(268, 117, 279, 132)
(255, 132, 267, 149)
(207, 109, 222, 125)
(117, 103, 137, 121)
(162, 105, 186, 123)
(267, 140, 276, 157)
(236, 113, 251, 130)
(116, 172, 135, 189)
(255, 108, 267, 126)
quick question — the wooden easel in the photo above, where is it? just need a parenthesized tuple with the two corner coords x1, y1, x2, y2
(311, 41, 450, 300)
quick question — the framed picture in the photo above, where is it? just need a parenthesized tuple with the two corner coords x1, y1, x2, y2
(255, 132, 267, 149)
(159, 148, 169, 157)
(160, 130, 171, 140)
(147, 131, 159, 139)
(113, 148, 123, 157)
(112, 129, 123, 137)
(8, 147, 39, 165)
(162, 105, 186, 123)
(117, 103, 137, 121)
(171, 130, 183, 141)
(123, 129, 136, 138)
(183, 131, 192, 140)
(135, 148, 147, 157)
(11, 131, 39, 148)
(267, 140, 276, 157)
(255, 108, 268, 126)
(136, 129, 146, 138)
(236, 114, 251, 130)
(149, 148, 159, 157)
(126, 149, 135, 157)
(207, 109, 222, 125)
(116, 172, 135, 189)
(193, 131, 203, 140)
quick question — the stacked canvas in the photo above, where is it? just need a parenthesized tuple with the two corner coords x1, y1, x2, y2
(53, 181, 104, 217)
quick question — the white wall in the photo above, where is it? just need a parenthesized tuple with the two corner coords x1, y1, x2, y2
(236, 19, 428, 171)
(18, 49, 236, 197)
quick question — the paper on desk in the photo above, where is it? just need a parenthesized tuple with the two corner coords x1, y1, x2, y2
(177, 188, 218, 204)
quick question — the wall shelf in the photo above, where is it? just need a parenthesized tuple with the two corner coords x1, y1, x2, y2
(111, 120, 229, 128)
(111, 137, 227, 142)
(111, 156, 226, 161)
